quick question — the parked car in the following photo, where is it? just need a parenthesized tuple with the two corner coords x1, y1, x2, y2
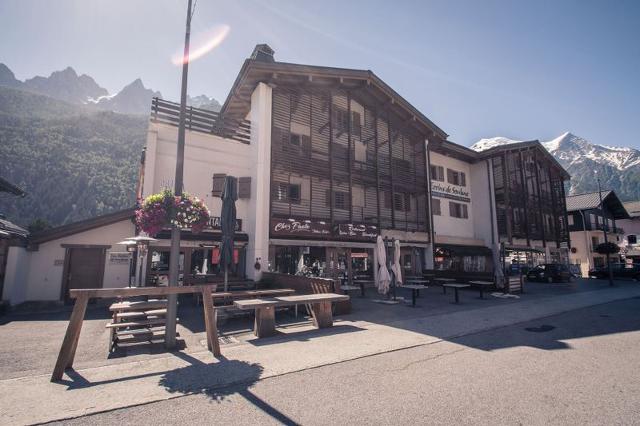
(588, 263, 640, 280)
(526, 263, 572, 283)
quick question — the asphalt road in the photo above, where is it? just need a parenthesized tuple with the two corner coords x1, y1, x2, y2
(55, 297, 640, 425)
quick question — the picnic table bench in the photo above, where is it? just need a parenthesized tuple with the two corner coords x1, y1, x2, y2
(442, 283, 470, 304)
(107, 299, 170, 351)
(402, 284, 428, 307)
(234, 293, 349, 338)
(468, 280, 494, 299)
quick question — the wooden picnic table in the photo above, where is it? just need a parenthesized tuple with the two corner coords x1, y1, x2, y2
(352, 279, 373, 297)
(234, 293, 349, 337)
(402, 284, 428, 307)
(468, 280, 494, 299)
(442, 283, 470, 304)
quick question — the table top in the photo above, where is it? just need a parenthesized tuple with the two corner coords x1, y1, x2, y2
(353, 279, 374, 283)
(435, 277, 457, 282)
(340, 285, 361, 291)
(469, 280, 494, 285)
(406, 279, 430, 284)
(402, 284, 428, 290)
(443, 283, 471, 288)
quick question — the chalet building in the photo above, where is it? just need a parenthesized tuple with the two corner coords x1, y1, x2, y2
(2, 44, 575, 306)
(566, 191, 629, 276)
(474, 142, 572, 271)
(618, 201, 640, 265)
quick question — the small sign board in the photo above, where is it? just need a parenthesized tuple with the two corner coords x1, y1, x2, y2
(109, 252, 132, 264)
(271, 218, 331, 238)
(335, 223, 378, 241)
(54, 259, 64, 266)
(208, 216, 242, 231)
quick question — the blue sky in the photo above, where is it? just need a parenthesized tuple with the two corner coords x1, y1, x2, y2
(1, 0, 639, 148)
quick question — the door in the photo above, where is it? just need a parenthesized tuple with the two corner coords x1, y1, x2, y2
(64, 247, 105, 300)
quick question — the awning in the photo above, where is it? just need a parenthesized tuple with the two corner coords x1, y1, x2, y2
(503, 246, 545, 254)
(435, 244, 493, 257)
(155, 230, 249, 242)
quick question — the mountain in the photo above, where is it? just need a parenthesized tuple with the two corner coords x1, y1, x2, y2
(471, 132, 640, 201)
(22, 66, 108, 104)
(187, 94, 221, 112)
(0, 64, 21, 88)
(0, 86, 147, 227)
(89, 78, 162, 115)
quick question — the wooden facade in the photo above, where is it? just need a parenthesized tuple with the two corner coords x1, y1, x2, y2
(487, 145, 569, 248)
(270, 85, 431, 237)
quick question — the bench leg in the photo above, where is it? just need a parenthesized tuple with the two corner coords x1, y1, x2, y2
(454, 288, 460, 304)
(51, 293, 89, 382)
(479, 286, 484, 299)
(412, 290, 417, 307)
(443, 285, 446, 294)
(254, 306, 277, 338)
(310, 301, 333, 328)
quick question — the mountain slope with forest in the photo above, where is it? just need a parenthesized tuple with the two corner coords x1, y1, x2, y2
(0, 86, 147, 227)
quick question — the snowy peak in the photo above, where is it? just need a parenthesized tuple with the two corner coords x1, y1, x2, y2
(22, 66, 108, 104)
(470, 136, 523, 152)
(91, 78, 162, 115)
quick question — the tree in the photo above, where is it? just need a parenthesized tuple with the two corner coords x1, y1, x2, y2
(595, 242, 620, 255)
(27, 218, 51, 234)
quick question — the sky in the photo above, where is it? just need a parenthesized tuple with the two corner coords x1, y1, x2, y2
(1, 0, 639, 148)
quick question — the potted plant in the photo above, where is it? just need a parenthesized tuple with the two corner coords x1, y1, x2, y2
(136, 188, 210, 237)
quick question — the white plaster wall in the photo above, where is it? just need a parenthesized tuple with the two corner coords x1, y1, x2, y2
(469, 160, 495, 247)
(16, 219, 135, 303)
(430, 152, 475, 242)
(2, 247, 30, 305)
(141, 83, 273, 282)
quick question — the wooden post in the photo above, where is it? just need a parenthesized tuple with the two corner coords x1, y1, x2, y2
(254, 306, 277, 337)
(310, 301, 333, 328)
(201, 286, 221, 356)
(51, 292, 89, 382)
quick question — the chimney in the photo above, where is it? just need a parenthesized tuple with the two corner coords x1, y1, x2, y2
(251, 44, 275, 63)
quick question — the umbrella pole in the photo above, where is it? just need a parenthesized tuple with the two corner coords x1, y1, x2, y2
(224, 268, 228, 292)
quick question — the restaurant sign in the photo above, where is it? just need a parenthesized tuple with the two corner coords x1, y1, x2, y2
(270, 218, 330, 238)
(335, 223, 378, 241)
(207, 216, 242, 232)
(431, 182, 471, 203)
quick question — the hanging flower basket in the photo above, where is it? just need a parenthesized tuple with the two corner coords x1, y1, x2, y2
(136, 188, 210, 237)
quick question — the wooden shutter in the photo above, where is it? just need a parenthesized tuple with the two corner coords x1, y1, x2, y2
(447, 169, 454, 184)
(238, 177, 251, 199)
(462, 204, 468, 218)
(383, 191, 391, 209)
(461, 172, 466, 186)
(212, 173, 226, 196)
(432, 198, 441, 215)
(449, 201, 456, 217)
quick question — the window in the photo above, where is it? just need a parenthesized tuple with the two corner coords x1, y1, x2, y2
(591, 236, 599, 249)
(567, 214, 574, 226)
(447, 169, 466, 186)
(449, 202, 468, 219)
(327, 190, 349, 210)
(590, 214, 596, 228)
(394, 193, 411, 212)
(211, 173, 226, 197)
(628, 235, 637, 245)
(430, 165, 445, 182)
(274, 183, 301, 204)
(432, 198, 441, 216)
(333, 108, 361, 137)
(290, 134, 301, 146)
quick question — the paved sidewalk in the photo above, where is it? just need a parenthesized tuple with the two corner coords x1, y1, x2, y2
(1, 282, 640, 425)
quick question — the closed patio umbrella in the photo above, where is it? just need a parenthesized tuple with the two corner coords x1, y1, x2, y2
(219, 176, 238, 291)
(376, 236, 391, 294)
(391, 239, 403, 286)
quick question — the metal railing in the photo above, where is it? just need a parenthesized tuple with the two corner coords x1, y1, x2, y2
(150, 97, 251, 144)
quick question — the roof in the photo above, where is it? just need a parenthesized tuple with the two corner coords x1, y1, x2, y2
(0, 176, 25, 197)
(474, 140, 570, 179)
(29, 208, 135, 245)
(566, 191, 630, 219)
(623, 201, 640, 218)
(220, 45, 448, 141)
(0, 217, 28, 239)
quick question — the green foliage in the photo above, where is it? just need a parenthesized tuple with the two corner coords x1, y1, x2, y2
(27, 218, 51, 233)
(595, 242, 620, 255)
(0, 86, 147, 227)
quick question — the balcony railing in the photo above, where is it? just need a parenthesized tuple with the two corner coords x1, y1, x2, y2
(150, 97, 251, 144)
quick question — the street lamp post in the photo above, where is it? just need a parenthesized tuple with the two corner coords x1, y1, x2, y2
(166, 0, 193, 349)
(596, 172, 614, 287)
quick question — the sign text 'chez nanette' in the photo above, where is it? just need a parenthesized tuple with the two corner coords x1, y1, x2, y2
(431, 182, 471, 203)
(270, 218, 330, 238)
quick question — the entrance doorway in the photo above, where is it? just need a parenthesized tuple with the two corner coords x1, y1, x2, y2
(63, 247, 106, 300)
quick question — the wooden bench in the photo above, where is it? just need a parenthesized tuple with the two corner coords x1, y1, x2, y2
(107, 300, 171, 352)
(402, 284, 428, 307)
(468, 280, 494, 299)
(234, 293, 349, 338)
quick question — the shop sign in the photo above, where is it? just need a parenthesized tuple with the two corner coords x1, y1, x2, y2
(431, 182, 471, 203)
(271, 218, 330, 238)
(109, 252, 132, 264)
(335, 223, 378, 241)
(207, 216, 242, 231)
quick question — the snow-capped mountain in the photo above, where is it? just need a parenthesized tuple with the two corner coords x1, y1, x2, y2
(471, 132, 640, 201)
(0, 63, 221, 115)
